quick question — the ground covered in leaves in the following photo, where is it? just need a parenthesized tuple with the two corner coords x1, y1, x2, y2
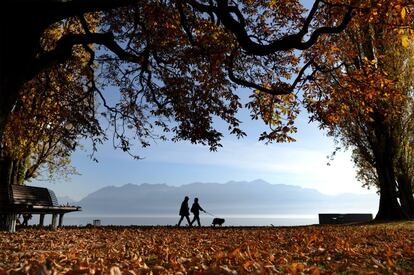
(0, 222, 413, 274)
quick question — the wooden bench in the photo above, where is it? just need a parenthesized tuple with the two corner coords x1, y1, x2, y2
(0, 185, 81, 232)
(319, 213, 373, 225)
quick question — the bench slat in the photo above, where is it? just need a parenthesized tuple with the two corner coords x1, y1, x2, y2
(0, 185, 80, 215)
(11, 185, 54, 206)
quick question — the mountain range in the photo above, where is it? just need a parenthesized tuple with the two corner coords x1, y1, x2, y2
(63, 180, 379, 215)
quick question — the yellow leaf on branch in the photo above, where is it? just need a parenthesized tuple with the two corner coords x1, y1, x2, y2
(402, 35, 410, 48)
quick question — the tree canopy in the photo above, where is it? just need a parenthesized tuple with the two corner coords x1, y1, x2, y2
(1, 0, 354, 149)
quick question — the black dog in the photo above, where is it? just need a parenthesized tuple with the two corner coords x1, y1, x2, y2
(212, 218, 225, 226)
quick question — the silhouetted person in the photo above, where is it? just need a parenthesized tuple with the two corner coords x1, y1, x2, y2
(22, 213, 32, 226)
(177, 196, 191, 226)
(190, 198, 205, 227)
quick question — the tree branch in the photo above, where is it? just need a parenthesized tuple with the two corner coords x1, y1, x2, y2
(32, 32, 142, 80)
(7, 0, 138, 24)
(185, 0, 354, 56)
(227, 50, 314, 95)
(299, 7, 353, 50)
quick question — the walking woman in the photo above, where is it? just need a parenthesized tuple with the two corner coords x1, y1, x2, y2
(177, 196, 191, 226)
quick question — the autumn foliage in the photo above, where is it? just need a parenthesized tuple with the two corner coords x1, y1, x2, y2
(0, 223, 413, 274)
(3, 16, 103, 183)
(303, 0, 414, 220)
(0, 0, 356, 161)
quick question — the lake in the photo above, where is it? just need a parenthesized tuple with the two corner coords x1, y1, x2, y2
(29, 214, 320, 227)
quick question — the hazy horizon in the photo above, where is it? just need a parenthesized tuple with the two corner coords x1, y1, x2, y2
(48, 179, 378, 227)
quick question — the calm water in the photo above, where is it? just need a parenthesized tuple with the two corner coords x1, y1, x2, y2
(29, 214, 319, 227)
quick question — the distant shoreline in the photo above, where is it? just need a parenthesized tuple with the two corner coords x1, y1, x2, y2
(27, 214, 319, 227)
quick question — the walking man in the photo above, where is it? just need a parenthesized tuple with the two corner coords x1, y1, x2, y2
(190, 197, 205, 227)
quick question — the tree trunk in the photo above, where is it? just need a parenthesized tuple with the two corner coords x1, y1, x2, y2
(395, 150, 414, 218)
(375, 176, 406, 221)
(397, 174, 414, 218)
(0, 4, 53, 231)
(373, 121, 406, 220)
(375, 155, 406, 220)
(0, 157, 19, 230)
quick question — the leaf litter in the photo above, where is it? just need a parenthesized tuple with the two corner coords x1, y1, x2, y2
(0, 222, 413, 274)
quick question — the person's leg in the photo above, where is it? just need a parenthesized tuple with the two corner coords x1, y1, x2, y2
(177, 215, 184, 226)
(196, 216, 201, 227)
(186, 215, 192, 226)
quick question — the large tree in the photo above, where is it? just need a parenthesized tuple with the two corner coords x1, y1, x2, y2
(1, 0, 355, 185)
(304, 0, 414, 220)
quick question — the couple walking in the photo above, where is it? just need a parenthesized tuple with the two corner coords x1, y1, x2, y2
(177, 196, 205, 227)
